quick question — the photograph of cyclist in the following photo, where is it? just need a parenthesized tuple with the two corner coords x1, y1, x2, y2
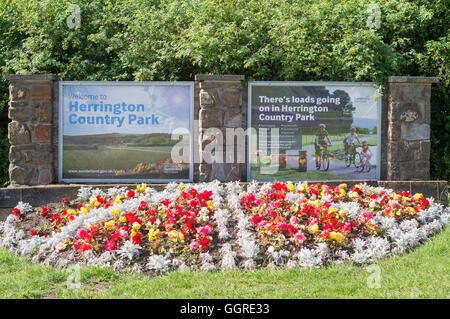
(344, 126, 361, 156)
(315, 123, 332, 169)
(361, 140, 372, 161)
(359, 139, 373, 171)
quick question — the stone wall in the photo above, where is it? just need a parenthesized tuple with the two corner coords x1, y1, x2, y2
(4, 74, 58, 186)
(2, 73, 441, 185)
(196, 75, 245, 182)
(386, 76, 439, 180)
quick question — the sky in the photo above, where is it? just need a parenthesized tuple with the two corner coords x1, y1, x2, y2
(62, 84, 192, 136)
(325, 85, 379, 121)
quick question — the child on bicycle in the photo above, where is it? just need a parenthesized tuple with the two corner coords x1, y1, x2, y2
(360, 140, 373, 163)
(344, 127, 361, 156)
(315, 124, 332, 165)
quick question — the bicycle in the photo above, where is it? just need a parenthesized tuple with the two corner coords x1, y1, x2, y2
(344, 143, 361, 168)
(358, 151, 371, 172)
(315, 143, 331, 171)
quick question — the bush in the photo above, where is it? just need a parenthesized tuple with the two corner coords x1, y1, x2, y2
(0, 0, 448, 182)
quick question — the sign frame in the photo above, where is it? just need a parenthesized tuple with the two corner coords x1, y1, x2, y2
(58, 81, 194, 183)
(247, 81, 382, 181)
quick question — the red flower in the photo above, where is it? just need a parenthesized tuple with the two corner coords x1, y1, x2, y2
(321, 230, 330, 238)
(199, 236, 210, 247)
(197, 190, 213, 202)
(161, 199, 171, 207)
(138, 201, 149, 211)
(419, 198, 429, 210)
(12, 208, 24, 219)
(186, 220, 196, 229)
(251, 215, 262, 224)
(51, 213, 62, 223)
(189, 199, 199, 207)
(112, 232, 121, 241)
(132, 233, 142, 244)
(30, 230, 36, 237)
(80, 243, 92, 254)
(41, 206, 51, 217)
(89, 224, 99, 235)
(127, 190, 135, 198)
(62, 197, 69, 206)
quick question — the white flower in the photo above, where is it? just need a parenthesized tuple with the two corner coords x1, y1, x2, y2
(146, 255, 171, 274)
(118, 240, 141, 260)
(77, 186, 92, 200)
(297, 248, 323, 268)
(15, 202, 32, 214)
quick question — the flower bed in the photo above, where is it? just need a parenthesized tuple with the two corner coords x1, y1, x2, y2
(0, 181, 448, 275)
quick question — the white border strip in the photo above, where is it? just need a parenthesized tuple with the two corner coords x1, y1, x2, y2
(58, 81, 194, 183)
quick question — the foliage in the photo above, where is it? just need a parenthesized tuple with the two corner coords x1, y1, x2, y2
(0, 0, 448, 181)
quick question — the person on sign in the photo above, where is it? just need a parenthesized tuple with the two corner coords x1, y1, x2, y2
(361, 140, 373, 158)
(344, 127, 361, 156)
(315, 123, 332, 163)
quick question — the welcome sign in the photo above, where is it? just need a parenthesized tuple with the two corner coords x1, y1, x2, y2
(248, 82, 381, 181)
(59, 82, 193, 182)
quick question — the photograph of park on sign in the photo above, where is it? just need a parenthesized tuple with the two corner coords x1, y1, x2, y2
(248, 82, 381, 181)
(59, 82, 193, 182)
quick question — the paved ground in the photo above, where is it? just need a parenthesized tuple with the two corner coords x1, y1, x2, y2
(286, 137, 377, 179)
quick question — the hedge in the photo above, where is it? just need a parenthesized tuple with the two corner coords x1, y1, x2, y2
(0, 0, 448, 185)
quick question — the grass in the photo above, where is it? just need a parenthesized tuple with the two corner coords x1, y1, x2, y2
(0, 226, 448, 298)
(63, 146, 172, 171)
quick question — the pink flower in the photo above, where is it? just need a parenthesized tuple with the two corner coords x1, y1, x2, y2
(255, 199, 264, 206)
(190, 210, 198, 217)
(104, 239, 116, 251)
(360, 210, 372, 223)
(308, 219, 318, 227)
(257, 220, 267, 228)
(112, 232, 121, 241)
(77, 228, 88, 239)
(73, 239, 81, 250)
(277, 222, 288, 230)
(290, 216, 298, 224)
(196, 226, 211, 235)
(190, 241, 199, 250)
(269, 202, 281, 209)
(294, 233, 306, 244)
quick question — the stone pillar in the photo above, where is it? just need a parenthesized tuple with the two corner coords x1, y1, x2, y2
(386, 76, 439, 180)
(3, 74, 58, 186)
(196, 75, 245, 182)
